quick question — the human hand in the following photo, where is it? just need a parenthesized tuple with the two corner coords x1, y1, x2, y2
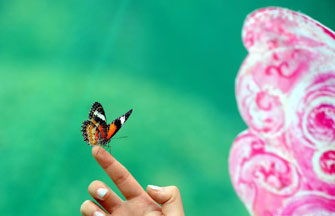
(80, 146, 185, 216)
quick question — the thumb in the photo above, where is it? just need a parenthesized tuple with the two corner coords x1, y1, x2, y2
(147, 185, 185, 216)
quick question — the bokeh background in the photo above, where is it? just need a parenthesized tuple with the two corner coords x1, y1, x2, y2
(0, 0, 334, 215)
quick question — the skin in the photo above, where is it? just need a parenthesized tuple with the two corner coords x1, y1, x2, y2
(80, 146, 185, 216)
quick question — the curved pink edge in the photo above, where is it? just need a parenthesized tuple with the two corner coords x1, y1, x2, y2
(246, 7, 335, 39)
(242, 7, 335, 51)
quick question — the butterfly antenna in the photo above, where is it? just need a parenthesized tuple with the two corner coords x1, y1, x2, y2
(114, 136, 128, 139)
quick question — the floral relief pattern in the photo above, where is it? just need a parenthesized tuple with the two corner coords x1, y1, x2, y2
(229, 7, 335, 216)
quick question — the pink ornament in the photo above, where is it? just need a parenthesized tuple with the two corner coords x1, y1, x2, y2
(229, 7, 335, 216)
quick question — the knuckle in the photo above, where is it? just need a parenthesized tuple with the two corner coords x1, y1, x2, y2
(170, 186, 180, 194)
(102, 156, 117, 169)
(167, 186, 180, 204)
(113, 171, 130, 186)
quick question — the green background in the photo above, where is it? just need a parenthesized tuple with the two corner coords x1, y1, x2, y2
(0, 0, 334, 215)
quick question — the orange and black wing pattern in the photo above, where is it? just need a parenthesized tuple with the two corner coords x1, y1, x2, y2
(106, 109, 133, 140)
(81, 102, 132, 146)
(81, 120, 100, 145)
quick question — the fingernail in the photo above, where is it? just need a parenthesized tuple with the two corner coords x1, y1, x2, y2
(148, 185, 162, 191)
(97, 188, 108, 199)
(94, 211, 105, 216)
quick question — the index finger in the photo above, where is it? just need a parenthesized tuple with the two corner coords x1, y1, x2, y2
(92, 146, 145, 200)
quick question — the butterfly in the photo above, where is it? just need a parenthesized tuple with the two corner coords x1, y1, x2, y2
(81, 102, 133, 148)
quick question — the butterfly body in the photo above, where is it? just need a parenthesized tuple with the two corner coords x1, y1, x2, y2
(81, 102, 132, 146)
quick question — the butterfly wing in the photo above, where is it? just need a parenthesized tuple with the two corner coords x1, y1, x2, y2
(81, 120, 100, 145)
(82, 102, 133, 146)
(89, 102, 108, 128)
(82, 102, 110, 145)
(106, 109, 133, 140)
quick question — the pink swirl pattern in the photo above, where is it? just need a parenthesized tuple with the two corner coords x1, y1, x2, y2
(229, 8, 335, 216)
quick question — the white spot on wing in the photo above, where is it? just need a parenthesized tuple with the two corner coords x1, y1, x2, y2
(94, 110, 106, 121)
(120, 116, 126, 125)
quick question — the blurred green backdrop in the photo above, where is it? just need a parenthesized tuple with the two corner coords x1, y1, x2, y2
(0, 0, 334, 215)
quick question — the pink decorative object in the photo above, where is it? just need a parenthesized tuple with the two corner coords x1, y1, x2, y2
(229, 7, 335, 216)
